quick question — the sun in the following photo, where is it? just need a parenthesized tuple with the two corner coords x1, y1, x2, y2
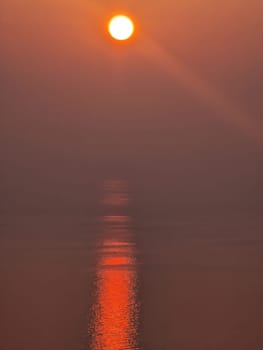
(108, 15, 134, 41)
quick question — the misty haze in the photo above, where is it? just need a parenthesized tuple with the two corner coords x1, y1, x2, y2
(1, 1, 263, 349)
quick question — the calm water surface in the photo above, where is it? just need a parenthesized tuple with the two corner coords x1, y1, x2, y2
(1, 182, 263, 350)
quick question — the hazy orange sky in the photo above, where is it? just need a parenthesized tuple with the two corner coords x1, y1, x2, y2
(1, 0, 263, 213)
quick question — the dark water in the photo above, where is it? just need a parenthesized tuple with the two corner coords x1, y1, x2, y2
(1, 181, 263, 350)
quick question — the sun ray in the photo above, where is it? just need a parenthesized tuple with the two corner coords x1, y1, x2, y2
(136, 39, 263, 145)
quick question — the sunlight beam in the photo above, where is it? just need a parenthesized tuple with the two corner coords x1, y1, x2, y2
(137, 39, 263, 145)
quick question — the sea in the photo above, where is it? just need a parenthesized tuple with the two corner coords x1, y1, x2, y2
(1, 180, 263, 350)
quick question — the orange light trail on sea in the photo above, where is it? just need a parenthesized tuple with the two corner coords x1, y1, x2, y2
(90, 239, 138, 350)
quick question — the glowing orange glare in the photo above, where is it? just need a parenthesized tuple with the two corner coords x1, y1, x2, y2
(89, 181, 140, 350)
(90, 240, 138, 350)
(92, 268, 136, 350)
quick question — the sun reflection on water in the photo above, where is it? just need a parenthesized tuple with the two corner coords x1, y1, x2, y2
(89, 180, 140, 350)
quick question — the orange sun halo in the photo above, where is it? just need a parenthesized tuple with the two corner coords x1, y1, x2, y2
(108, 15, 135, 41)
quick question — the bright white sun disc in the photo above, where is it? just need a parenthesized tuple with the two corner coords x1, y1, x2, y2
(108, 15, 134, 41)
